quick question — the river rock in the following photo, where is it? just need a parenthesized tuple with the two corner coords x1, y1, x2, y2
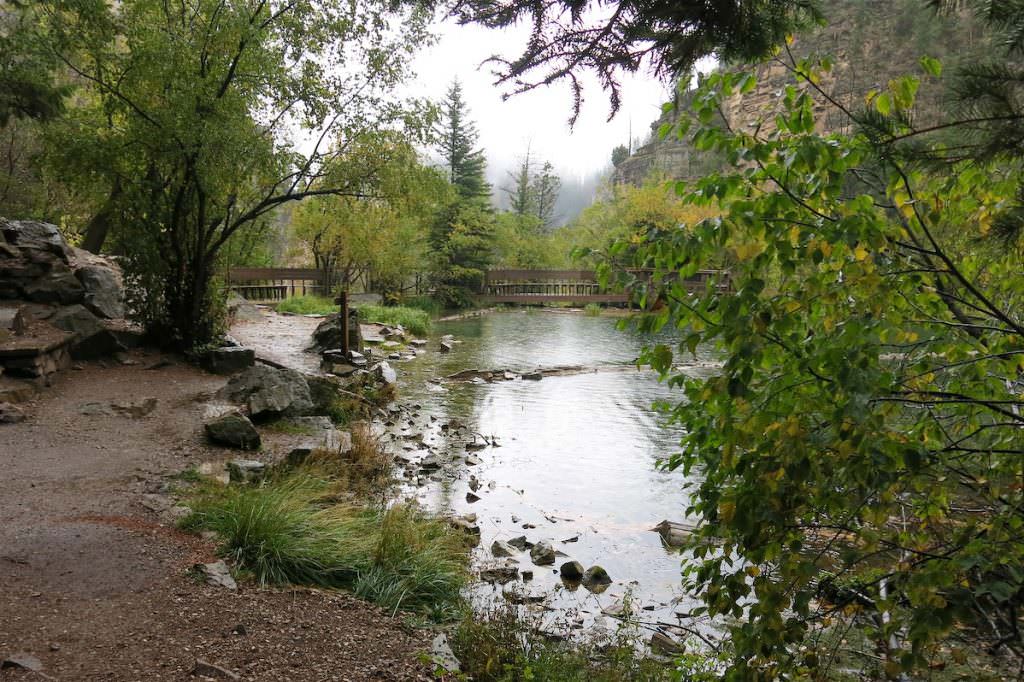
(76, 264, 124, 319)
(439, 340, 453, 353)
(559, 560, 585, 581)
(466, 491, 481, 503)
(507, 535, 531, 551)
(373, 360, 397, 385)
(201, 346, 255, 374)
(205, 411, 260, 450)
(491, 540, 519, 558)
(0, 401, 25, 423)
(218, 364, 313, 418)
(649, 632, 684, 656)
(480, 561, 519, 584)
(530, 540, 556, 565)
(503, 584, 546, 604)
(582, 565, 611, 587)
(522, 371, 543, 381)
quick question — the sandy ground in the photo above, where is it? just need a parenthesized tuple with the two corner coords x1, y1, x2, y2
(0, 349, 434, 681)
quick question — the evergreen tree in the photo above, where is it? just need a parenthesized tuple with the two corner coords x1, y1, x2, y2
(530, 161, 561, 229)
(436, 80, 490, 201)
(503, 148, 534, 216)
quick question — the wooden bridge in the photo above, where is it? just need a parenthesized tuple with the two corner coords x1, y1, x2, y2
(479, 269, 729, 305)
(226, 268, 333, 302)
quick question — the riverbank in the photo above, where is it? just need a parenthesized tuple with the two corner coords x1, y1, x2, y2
(0, 351, 437, 680)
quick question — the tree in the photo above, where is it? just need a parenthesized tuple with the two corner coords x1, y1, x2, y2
(611, 144, 630, 167)
(453, 0, 821, 120)
(436, 80, 490, 201)
(530, 161, 561, 229)
(27, 0, 431, 348)
(599, 50, 1024, 679)
(503, 148, 535, 217)
(429, 199, 496, 307)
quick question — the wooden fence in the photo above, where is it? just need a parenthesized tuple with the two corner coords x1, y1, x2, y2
(479, 269, 729, 304)
(226, 268, 331, 302)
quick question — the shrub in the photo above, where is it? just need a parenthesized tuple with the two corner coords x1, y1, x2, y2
(275, 295, 337, 315)
(356, 304, 431, 336)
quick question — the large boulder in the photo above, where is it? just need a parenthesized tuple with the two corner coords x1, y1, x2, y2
(50, 304, 124, 359)
(205, 410, 260, 449)
(309, 310, 362, 353)
(75, 264, 124, 319)
(217, 364, 314, 419)
(200, 346, 255, 374)
(0, 219, 72, 260)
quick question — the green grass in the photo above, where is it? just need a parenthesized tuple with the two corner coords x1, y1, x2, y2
(275, 294, 337, 315)
(450, 604, 707, 681)
(583, 303, 603, 317)
(274, 295, 432, 336)
(401, 295, 443, 317)
(182, 474, 468, 620)
(355, 304, 431, 336)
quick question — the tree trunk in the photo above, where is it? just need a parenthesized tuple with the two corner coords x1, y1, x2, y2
(81, 179, 122, 254)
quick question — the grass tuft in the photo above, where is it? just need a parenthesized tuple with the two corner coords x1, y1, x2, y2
(275, 295, 336, 315)
(356, 304, 431, 336)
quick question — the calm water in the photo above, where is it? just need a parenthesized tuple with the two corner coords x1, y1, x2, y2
(390, 310, 719, 636)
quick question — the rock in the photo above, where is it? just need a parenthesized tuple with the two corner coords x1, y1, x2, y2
(507, 535, 531, 551)
(649, 632, 684, 656)
(201, 346, 255, 375)
(226, 293, 261, 323)
(468, 475, 481, 491)
(23, 266, 84, 304)
(309, 311, 362, 353)
(522, 371, 543, 381)
(652, 519, 696, 547)
(582, 565, 612, 587)
(218, 365, 313, 418)
(195, 560, 238, 590)
(79, 401, 113, 416)
(480, 561, 519, 584)
(373, 360, 397, 385)
(410, 339, 427, 347)
(323, 362, 358, 377)
(530, 540, 556, 565)
(227, 459, 266, 483)
(521, 570, 534, 581)
(111, 397, 158, 418)
(205, 411, 260, 450)
(491, 540, 519, 558)
(287, 429, 352, 465)
(192, 659, 240, 680)
(502, 584, 546, 604)
(1, 652, 44, 673)
(75, 264, 124, 319)
(559, 560, 585, 581)
(466, 491, 481, 503)
(50, 304, 124, 359)
(439, 340, 453, 353)
(430, 633, 461, 674)
(0, 401, 25, 423)
(450, 515, 480, 538)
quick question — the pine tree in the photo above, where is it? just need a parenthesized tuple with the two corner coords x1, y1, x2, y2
(530, 161, 561, 229)
(436, 80, 490, 201)
(503, 148, 534, 216)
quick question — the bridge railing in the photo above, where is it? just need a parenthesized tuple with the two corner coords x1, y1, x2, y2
(226, 267, 331, 302)
(480, 268, 730, 304)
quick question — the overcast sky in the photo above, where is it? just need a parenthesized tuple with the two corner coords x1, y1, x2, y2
(403, 15, 675, 184)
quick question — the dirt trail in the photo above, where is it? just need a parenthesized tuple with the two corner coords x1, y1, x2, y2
(0, 349, 432, 681)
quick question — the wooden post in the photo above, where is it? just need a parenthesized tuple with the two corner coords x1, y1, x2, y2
(335, 290, 349, 357)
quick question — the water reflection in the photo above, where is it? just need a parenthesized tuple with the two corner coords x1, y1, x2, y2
(394, 310, 718, 635)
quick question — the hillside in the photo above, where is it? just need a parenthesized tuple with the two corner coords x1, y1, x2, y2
(613, 0, 987, 185)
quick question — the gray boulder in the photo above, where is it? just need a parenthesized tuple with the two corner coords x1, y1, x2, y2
(218, 364, 313, 418)
(22, 264, 84, 304)
(76, 265, 124, 319)
(582, 565, 612, 587)
(50, 304, 124, 359)
(559, 560, 585, 581)
(530, 540, 556, 566)
(490, 540, 519, 558)
(205, 410, 260, 449)
(0, 218, 72, 260)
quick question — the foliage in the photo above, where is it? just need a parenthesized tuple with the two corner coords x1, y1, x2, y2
(611, 144, 630, 168)
(276, 295, 337, 316)
(356, 304, 432, 336)
(184, 473, 468, 620)
(437, 80, 490, 201)
(605, 50, 1024, 678)
(21, 0, 431, 348)
(450, 603, 711, 681)
(289, 134, 448, 297)
(452, 0, 821, 121)
(429, 198, 496, 308)
(531, 161, 561, 229)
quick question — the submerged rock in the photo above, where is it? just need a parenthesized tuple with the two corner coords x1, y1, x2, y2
(490, 540, 519, 558)
(582, 565, 612, 588)
(530, 540, 556, 566)
(559, 560, 585, 581)
(480, 561, 519, 584)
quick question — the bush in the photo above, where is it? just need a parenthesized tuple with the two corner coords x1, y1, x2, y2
(583, 303, 602, 317)
(183, 474, 468, 620)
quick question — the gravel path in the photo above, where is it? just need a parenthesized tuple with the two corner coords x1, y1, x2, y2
(0, 349, 434, 681)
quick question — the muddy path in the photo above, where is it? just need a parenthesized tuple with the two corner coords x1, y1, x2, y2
(0, 349, 434, 681)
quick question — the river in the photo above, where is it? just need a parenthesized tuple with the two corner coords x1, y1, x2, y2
(390, 309, 719, 640)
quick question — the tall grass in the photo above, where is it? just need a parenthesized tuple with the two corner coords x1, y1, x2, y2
(275, 295, 336, 315)
(583, 303, 603, 317)
(183, 474, 468, 620)
(356, 304, 431, 336)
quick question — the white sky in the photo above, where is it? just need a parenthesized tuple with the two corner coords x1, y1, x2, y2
(403, 15, 675, 183)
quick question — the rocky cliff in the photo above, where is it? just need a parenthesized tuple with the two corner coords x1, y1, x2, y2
(613, 0, 985, 186)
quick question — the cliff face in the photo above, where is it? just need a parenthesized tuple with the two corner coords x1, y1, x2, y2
(613, 0, 984, 186)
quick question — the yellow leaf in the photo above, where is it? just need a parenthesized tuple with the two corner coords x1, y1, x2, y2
(853, 246, 869, 261)
(734, 240, 766, 261)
